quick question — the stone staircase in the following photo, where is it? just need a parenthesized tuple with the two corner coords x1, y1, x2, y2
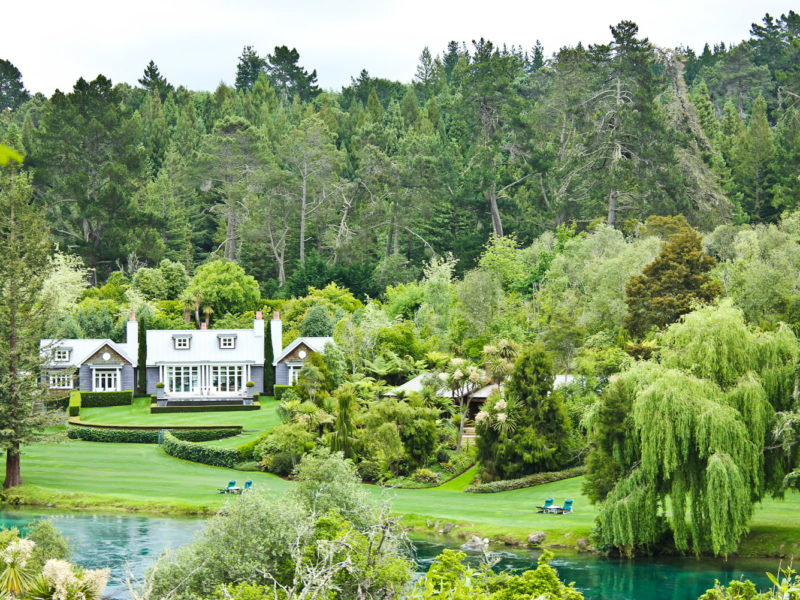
(462, 426, 477, 442)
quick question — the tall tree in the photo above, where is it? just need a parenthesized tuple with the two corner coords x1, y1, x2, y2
(0, 59, 30, 111)
(235, 45, 268, 91)
(138, 60, 173, 101)
(0, 171, 54, 488)
(733, 95, 775, 220)
(266, 46, 319, 102)
(624, 224, 721, 338)
(34, 76, 143, 281)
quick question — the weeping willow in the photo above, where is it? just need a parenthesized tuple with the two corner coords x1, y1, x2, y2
(594, 300, 800, 556)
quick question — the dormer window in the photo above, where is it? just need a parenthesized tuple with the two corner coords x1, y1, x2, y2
(218, 335, 236, 349)
(54, 349, 70, 362)
(173, 335, 191, 350)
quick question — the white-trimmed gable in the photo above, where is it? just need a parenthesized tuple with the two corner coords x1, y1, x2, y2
(40, 338, 136, 367)
(273, 337, 334, 366)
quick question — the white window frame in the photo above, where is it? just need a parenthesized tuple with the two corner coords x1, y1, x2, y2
(174, 337, 190, 350)
(49, 372, 72, 389)
(288, 364, 302, 384)
(54, 349, 70, 362)
(93, 369, 119, 392)
(165, 366, 199, 394)
(210, 365, 243, 393)
(219, 336, 236, 349)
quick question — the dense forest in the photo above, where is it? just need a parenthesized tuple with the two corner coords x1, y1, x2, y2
(1, 11, 798, 296)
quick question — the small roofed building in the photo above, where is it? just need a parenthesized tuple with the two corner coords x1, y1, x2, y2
(269, 311, 333, 385)
(40, 314, 139, 393)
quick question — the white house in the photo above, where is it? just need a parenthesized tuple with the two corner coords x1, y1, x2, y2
(145, 312, 266, 400)
(40, 314, 139, 393)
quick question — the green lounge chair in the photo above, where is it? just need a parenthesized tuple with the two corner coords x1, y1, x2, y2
(243, 480, 253, 492)
(536, 498, 554, 513)
(553, 498, 573, 514)
(218, 480, 236, 494)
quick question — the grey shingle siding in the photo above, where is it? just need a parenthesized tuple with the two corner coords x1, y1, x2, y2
(275, 363, 289, 386)
(79, 365, 92, 391)
(250, 366, 264, 393)
(121, 365, 134, 391)
(146, 367, 160, 395)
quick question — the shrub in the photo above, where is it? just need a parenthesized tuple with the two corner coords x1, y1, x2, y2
(67, 418, 241, 433)
(245, 380, 255, 387)
(435, 447, 451, 464)
(156, 382, 165, 388)
(80, 390, 134, 407)
(174, 429, 240, 442)
(274, 384, 293, 402)
(45, 396, 70, 410)
(262, 452, 295, 476)
(412, 468, 440, 484)
(465, 465, 587, 493)
(357, 460, 383, 483)
(234, 460, 261, 472)
(68, 391, 81, 417)
(161, 432, 241, 468)
(254, 423, 314, 462)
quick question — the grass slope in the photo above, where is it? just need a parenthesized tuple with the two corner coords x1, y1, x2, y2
(7, 440, 799, 555)
(78, 398, 280, 447)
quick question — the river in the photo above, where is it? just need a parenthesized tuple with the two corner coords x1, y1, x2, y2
(0, 509, 779, 600)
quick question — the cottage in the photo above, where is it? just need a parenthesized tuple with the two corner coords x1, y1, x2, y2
(41, 315, 138, 393)
(145, 312, 266, 400)
(269, 311, 333, 386)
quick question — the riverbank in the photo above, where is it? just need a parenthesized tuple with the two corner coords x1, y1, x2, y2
(3, 440, 799, 558)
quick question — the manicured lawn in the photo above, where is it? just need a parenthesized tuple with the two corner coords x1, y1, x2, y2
(78, 397, 281, 447)
(9, 440, 799, 555)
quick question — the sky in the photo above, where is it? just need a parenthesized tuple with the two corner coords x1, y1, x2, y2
(2, 0, 794, 96)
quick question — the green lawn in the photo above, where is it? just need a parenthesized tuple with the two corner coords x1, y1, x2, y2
(8, 440, 800, 555)
(78, 398, 281, 447)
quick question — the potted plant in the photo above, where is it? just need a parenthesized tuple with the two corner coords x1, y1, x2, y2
(156, 381, 165, 400)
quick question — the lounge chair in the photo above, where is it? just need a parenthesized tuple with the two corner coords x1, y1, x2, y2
(536, 498, 554, 513)
(552, 499, 573, 514)
(233, 480, 253, 495)
(218, 480, 237, 494)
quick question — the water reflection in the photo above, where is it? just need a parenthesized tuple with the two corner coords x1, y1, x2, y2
(0, 510, 778, 600)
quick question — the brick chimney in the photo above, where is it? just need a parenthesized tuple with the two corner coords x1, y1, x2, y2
(253, 310, 264, 338)
(270, 311, 282, 364)
(200, 322, 208, 330)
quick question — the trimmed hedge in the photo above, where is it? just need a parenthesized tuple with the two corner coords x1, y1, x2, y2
(67, 426, 240, 444)
(68, 391, 81, 417)
(464, 465, 587, 494)
(67, 417, 241, 433)
(80, 390, 134, 407)
(161, 431, 240, 468)
(45, 396, 70, 410)
(150, 402, 261, 414)
(273, 385, 292, 402)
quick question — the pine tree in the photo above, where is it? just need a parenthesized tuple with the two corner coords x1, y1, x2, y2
(624, 225, 721, 338)
(365, 88, 383, 123)
(0, 171, 54, 488)
(235, 46, 267, 91)
(138, 60, 173, 100)
(690, 79, 718, 140)
(0, 59, 30, 111)
(733, 95, 775, 220)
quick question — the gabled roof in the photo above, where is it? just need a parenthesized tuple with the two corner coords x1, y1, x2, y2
(40, 339, 136, 367)
(274, 337, 334, 365)
(146, 328, 264, 366)
(383, 372, 450, 398)
(384, 373, 576, 399)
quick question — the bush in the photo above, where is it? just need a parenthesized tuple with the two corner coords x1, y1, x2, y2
(261, 452, 295, 476)
(67, 418, 241, 433)
(45, 396, 70, 410)
(67, 426, 240, 444)
(68, 391, 81, 416)
(274, 384, 293, 402)
(357, 460, 383, 483)
(150, 402, 261, 413)
(435, 446, 451, 464)
(80, 390, 134, 407)
(237, 432, 269, 460)
(465, 465, 587, 493)
(156, 382, 165, 388)
(254, 423, 314, 462)
(161, 431, 241, 468)
(233, 460, 261, 472)
(412, 468, 440, 484)
(245, 380, 255, 387)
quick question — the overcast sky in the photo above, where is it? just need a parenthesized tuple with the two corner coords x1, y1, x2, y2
(2, 0, 793, 96)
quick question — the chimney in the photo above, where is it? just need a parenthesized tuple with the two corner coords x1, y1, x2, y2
(270, 311, 282, 364)
(253, 310, 264, 338)
(126, 312, 139, 349)
(200, 322, 208, 330)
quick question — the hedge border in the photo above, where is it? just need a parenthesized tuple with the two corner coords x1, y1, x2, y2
(161, 431, 241, 468)
(67, 426, 240, 444)
(149, 402, 261, 414)
(273, 385, 292, 403)
(67, 417, 242, 433)
(464, 465, 587, 494)
(80, 390, 134, 407)
(68, 391, 81, 417)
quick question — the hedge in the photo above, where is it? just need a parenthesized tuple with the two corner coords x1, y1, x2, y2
(464, 465, 587, 494)
(45, 396, 70, 410)
(68, 391, 81, 417)
(274, 385, 292, 402)
(150, 402, 261, 414)
(67, 417, 242, 433)
(161, 431, 241, 468)
(67, 426, 240, 444)
(80, 390, 134, 407)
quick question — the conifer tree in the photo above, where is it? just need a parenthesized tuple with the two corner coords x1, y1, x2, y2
(138, 60, 173, 100)
(624, 225, 721, 338)
(733, 95, 775, 219)
(137, 314, 147, 394)
(0, 171, 54, 488)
